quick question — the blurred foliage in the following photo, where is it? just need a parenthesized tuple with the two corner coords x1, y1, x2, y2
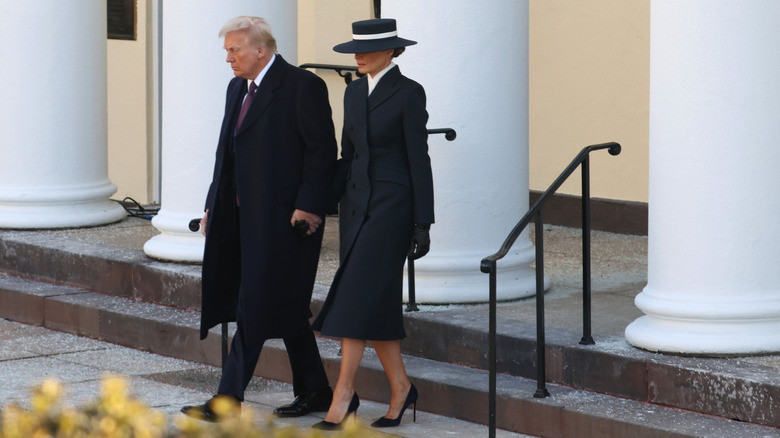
(0, 375, 379, 438)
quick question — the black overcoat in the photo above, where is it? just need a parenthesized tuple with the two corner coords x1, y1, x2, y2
(313, 66, 434, 340)
(200, 55, 337, 344)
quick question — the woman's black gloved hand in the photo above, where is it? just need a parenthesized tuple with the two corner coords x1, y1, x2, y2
(408, 224, 431, 260)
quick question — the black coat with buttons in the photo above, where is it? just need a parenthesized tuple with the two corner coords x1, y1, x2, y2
(313, 65, 434, 340)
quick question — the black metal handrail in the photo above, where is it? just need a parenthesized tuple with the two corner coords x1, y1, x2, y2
(299, 63, 363, 85)
(427, 128, 457, 141)
(479, 141, 621, 438)
(405, 127, 457, 312)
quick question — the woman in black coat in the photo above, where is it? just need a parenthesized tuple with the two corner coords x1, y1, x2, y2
(312, 18, 434, 430)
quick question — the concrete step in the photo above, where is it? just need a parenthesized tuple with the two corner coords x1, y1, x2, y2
(0, 225, 202, 310)
(3, 226, 780, 431)
(1, 273, 778, 438)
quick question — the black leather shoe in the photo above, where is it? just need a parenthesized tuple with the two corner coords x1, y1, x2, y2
(274, 387, 333, 417)
(181, 395, 240, 422)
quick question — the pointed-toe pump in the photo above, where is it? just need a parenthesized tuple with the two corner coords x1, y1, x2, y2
(371, 384, 418, 428)
(312, 392, 360, 431)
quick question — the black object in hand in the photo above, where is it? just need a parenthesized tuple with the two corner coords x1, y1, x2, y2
(293, 220, 310, 237)
(408, 224, 431, 260)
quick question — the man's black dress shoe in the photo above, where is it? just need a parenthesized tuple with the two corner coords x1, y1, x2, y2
(274, 386, 333, 417)
(181, 395, 240, 422)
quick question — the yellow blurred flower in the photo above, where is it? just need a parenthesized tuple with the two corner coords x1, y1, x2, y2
(0, 375, 385, 438)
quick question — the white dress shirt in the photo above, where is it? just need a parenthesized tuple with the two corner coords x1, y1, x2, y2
(367, 62, 396, 96)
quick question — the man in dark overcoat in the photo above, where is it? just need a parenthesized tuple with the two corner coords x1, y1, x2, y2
(181, 16, 337, 422)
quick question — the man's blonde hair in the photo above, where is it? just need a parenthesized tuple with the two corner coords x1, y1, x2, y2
(219, 16, 277, 53)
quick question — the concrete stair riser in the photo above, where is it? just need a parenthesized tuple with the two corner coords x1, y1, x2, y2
(0, 234, 201, 310)
(0, 238, 654, 401)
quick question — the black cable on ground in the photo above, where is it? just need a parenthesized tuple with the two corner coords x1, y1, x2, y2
(112, 197, 160, 220)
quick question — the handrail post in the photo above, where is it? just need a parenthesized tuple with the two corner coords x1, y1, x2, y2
(580, 154, 595, 345)
(488, 261, 497, 438)
(534, 211, 550, 398)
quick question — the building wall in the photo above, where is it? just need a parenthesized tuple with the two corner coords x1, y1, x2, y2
(298, 0, 372, 149)
(105, 0, 651, 207)
(529, 0, 650, 203)
(107, 0, 153, 204)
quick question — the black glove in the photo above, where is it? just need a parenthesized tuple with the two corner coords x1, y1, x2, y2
(408, 224, 431, 260)
(293, 220, 310, 237)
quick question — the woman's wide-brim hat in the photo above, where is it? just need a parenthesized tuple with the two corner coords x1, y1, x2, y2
(333, 18, 417, 54)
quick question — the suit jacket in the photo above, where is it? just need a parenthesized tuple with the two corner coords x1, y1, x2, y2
(200, 55, 337, 343)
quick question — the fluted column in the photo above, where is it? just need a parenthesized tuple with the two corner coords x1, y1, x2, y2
(383, 1, 541, 302)
(144, 1, 297, 261)
(0, 2, 125, 228)
(625, 1, 780, 354)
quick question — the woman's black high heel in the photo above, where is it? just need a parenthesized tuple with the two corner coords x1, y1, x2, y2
(312, 393, 360, 430)
(371, 384, 418, 428)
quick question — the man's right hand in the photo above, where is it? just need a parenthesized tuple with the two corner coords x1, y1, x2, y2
(200, 211, 208, 237)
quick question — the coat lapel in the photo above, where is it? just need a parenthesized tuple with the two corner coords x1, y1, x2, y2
(368, 66, 401, 112)
(236, 55, 287, 134)
(351, 77, 369, 128)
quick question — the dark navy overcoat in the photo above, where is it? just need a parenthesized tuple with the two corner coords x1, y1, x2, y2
(313, 66, 434, 340)
(200, 55, 337, 344)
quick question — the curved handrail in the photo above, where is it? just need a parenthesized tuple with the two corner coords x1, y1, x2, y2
(480, 142, 620, 272)
(427, 128, 457, 141)
(299, 63, 363, 84)
(480, 141, 621, 438)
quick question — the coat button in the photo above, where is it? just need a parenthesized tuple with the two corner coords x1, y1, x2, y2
(354, 153, 359, 159)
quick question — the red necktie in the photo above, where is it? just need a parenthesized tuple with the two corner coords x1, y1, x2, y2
(236, 82, 258, 129)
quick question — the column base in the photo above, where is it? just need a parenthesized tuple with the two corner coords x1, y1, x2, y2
(143, 209, 204, 263)
(0, 201, 126, 229)
(0, 182, 126, 229)
(404, 251, 548, 304)
(626, 286, 780, 354)
(626, 315, 780, 355)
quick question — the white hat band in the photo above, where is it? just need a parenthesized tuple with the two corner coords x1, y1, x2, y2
(353, 30, 398, 40)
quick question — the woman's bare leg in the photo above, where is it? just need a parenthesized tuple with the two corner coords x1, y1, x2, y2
(373, 339, 412, 419)
(323, 337, 366, 423)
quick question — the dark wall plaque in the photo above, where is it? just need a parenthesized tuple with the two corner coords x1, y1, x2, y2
(108, 0, 137, 40)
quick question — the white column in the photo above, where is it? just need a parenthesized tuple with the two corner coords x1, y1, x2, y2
(384, 1, 541, 303)
(143, 1, 297, 262)
(625, 1, 780, 354)
(0, 2, 125, 229)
